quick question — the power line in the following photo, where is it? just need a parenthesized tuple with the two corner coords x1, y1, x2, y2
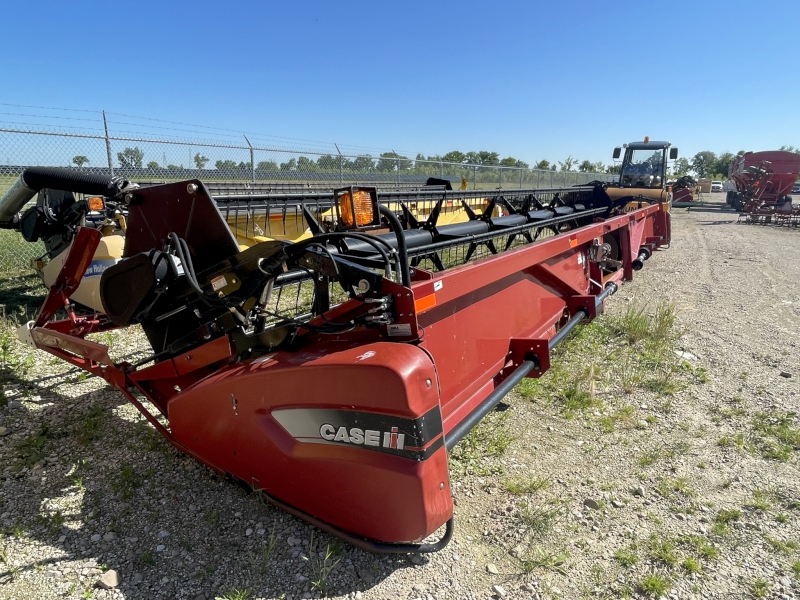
(0, 102, 100, 113)
(0, 112, 104, 123)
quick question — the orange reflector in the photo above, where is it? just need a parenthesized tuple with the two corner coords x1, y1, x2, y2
(340, 190, 375, 228)
(87, 197, 105, 211)
(414, 293, 437, 313)
(569, 237, 578, 248)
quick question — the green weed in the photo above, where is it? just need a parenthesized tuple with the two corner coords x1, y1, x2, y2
(613, 544, 639, 568)
(681, 556, 701, 574)
(302, 534, 341, 595)
(750, 579, 769, 599)
(506, 476, 550, 495)
(520, 546, 568, 575)
(638, 572, 670, 596)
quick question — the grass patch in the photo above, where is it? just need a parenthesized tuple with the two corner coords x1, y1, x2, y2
(76, 405, 104, 446)
(764, 535, 798, 554)
(449, 410, 513, 479)
(717, 433, 745, 449)
(656, 477, 695, 498)
(681, 556, 701, 574)
(638, 572, 671, 596)
(750, 579, 769, 599)
(302, 534, 341, 595)
(613, 543, 639, 568)
(519, 546, 568, 575)
(677, 534, 719, 560)
(505, 476, 550, 495)
(517, 500, 564, 539)
(648, 537, 679, 567)
(715, 509, 741, 524)
(750, 411, 800, 461)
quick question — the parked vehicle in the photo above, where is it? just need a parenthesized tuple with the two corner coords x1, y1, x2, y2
(607, 137, 678, 209)
(726, 151, 800, 211)
(711, 181, 723, 192)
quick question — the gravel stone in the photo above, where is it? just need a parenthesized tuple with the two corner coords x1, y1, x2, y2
(583, 498, 600, 510)
(486, 563, 500, 574)
(492, 584, 507, 598)
(96, 569, 119, 589)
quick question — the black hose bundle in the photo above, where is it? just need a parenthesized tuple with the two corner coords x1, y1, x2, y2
(0, 167, 132, 224)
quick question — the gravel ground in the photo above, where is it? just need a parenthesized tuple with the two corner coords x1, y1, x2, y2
(1, 193, 799, 600)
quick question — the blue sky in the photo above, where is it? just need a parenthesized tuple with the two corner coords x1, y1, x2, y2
(1, 0, 799, 166)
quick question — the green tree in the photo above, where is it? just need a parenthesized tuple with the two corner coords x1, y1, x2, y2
(146, 161, 160, 170)
(215, 160, 238, 170)
(441, 151, 466, 164)
(534, 159, 550, 170)
(779, 145, 800, 154)
(194, 153, 209, 169)
(316, 155, 337, 171)
(578, 160, 595, 172)
(558, 156, 578, 171)
(376, 152, 411, 172)
(238, 161, 251, 170)
(691, 151, 717, 178)
(279, 158, 297, 171)
(256, 160, 278, 171)
(350, 155, 375, 173)
(673, 157, 691, 176)
(500, 157, 529, 169)
(296, 156, 317, 172)
(117, 147, 144, 169)
(713, 152, 735, 178)
(72, 155, 89, 168)
(167, 164, 181, 170)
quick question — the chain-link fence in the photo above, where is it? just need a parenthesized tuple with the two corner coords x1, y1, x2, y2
(0, 112, 609, 272)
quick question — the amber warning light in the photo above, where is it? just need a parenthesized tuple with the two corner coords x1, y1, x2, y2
(335, 187, 380, 230)
(87, 197, 105, 211)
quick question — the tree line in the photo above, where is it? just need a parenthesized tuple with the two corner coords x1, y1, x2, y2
(72, 147, 612, 174)
(71, 145, 800, 178)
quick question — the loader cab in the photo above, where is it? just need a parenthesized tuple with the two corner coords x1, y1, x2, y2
(612, 140, 677, 190)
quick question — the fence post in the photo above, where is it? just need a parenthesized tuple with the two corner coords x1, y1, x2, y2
(396, 157, 400, 188)
(102, 110, 114, 176)
(498, 167, 502, 189)
(440, 160, 443, 178)
(519, 168, 523, 189)
(243, 135, 255, 183)
(335, 144, 343, 185)
(472, 166, 477, 190)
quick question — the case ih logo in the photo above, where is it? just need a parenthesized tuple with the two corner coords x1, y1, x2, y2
(319, 424, 405, 450)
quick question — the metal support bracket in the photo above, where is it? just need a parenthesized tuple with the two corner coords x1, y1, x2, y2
(508, 338, 549, 378)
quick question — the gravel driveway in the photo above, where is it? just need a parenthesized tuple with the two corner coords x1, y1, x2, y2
(1, 194, 798, 600)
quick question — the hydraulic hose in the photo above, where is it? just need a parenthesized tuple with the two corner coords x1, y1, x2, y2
(0, 167, 129, 225)
(378, 204, 411, 288)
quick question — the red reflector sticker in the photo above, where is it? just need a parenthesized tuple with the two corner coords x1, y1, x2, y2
(569, 237, 578, 248)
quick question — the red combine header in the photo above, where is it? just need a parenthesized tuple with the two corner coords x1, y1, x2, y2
(727, 151, 800, 224)
(0, 169, 671, 552)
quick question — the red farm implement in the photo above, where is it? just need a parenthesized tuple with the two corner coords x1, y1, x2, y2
(0, 169, 670, 552)
(727, 151, 800, 226)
